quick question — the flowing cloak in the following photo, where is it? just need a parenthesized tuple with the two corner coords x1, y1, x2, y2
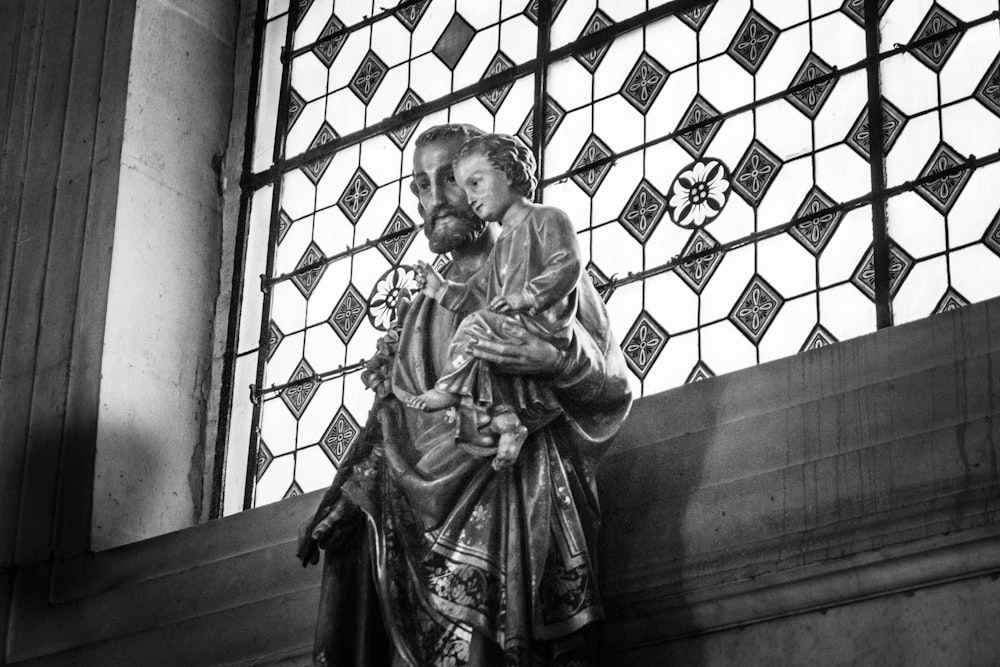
(305, 258, 632, 666)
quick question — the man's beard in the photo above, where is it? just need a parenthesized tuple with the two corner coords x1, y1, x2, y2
(422, 203, 486, 255)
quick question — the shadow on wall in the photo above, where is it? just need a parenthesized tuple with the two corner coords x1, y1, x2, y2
(597, 376, 718, 666)
(91, 424, 198, 550)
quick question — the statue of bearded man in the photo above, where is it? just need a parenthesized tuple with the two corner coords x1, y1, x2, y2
(298, 123, 632, 667)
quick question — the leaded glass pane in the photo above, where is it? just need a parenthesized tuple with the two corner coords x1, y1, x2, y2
(253, 16, 287, 172)
(267, 0, 289, 20)
(238, 186, 274, 354)
(542, 6, 877, 398)
(226, 0, 1000, 512)
(223, 351, 258, 516)
(880, 2, 1000, 324)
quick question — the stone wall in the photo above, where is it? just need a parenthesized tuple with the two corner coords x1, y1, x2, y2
(91, 0, 238, 550)
(598, 295, 1000, 664)
(0, 0, 242, 660)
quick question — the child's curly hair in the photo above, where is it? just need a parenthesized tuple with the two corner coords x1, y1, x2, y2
(454, 133, 537, 199)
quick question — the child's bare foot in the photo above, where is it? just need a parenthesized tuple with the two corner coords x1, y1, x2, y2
(491, 409, 527, 470)
(404, 387, 459, 412)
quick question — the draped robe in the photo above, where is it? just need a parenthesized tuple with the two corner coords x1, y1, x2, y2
(306, 258, 632, 667)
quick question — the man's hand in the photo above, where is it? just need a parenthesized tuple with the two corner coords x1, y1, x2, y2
(468, 316, 563, 375)
(415, 260, 444, 299)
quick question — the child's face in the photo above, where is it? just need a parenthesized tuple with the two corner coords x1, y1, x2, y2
(453, 152, 514, 222)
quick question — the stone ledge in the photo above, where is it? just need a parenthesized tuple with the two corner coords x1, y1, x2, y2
(7, 583, 317, 666)
(602, 527, 1000, 655)
(49, 488, 321, 603)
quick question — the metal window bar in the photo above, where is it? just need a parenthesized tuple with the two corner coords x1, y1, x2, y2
(224, 0, 1000, 511)
(241, 4, 999, 193)
(864, 0, 892, 329)
(288, 0, 429, 61)
(209, 0, 271, 520)
(247, 145, 1000, 404)
(253, 8, 999, 293)
(242, 0, 300, 510)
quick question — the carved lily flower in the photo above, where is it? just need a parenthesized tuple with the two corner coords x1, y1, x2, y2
(369, 267, 419, 331)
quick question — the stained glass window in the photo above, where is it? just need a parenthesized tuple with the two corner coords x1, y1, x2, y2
(221, 0, 1000, 513)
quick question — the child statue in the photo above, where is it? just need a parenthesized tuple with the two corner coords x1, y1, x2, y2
(405, 133, 583, 471)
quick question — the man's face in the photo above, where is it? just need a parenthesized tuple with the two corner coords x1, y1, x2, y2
(410, 136, 486, 254)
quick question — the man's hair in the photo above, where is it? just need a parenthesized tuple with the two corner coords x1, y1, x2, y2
(455, 133, 537, 199)
(414, 123, 486, 148)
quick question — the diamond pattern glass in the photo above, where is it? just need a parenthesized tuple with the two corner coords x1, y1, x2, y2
(290, 242, 326, 298)
(280, 359, 318, 419)
(394, 0, 430, 31)
(911, 4, 961, 73)
(914, 143, 971, 214)
(790, 187, 843, 255)
(320, 406, 360, 467)
(879, 4, 1000, 326)
(570, 135, 613, 196)
(851, 243, 914, 300)
(686, 361, 714, 383)
(727, 10, 778, 74)
(328, 283, 367, 344)
(801, 324, 837, 352)
(287, 88, 305, 131)
(729, 276, 784, 344)
(517, 95, 564, 148)
(787, 53, 836, 119)
(312, 14, 345, 68)
(841, 0, 888, 28)
(622, 312, 669, 380)
(619, 53, 669, 114)
(302, 123, 337, 184)
(935, 288, 969, 314)
(387, 89, 424, 149)
(678, 2, 715, 32)
(675, 95, 721, 158)
(846, 98, 906, 160)
(433, 14, 475, 70)
(348, 51, 388, 104)
(266, 320, 284, 361)
(377, 208, 417, 264)
(618, 180, 667, 244)
(232, 1, 1000, 511)
(731, 141, 782, 206)
(478, 52, 516, 114)
(975, 55, 1000, 116)
(337, 168, 377, 223)
(675, 228, 722, 294)
(574, 10, 613, 74)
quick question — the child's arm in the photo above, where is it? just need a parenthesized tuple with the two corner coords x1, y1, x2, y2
(415, 260, 488, 314)
(519, 207, 583, 312)
(415, 260, 446, 300)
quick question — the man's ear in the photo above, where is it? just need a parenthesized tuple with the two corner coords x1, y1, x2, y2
(408, 180, 419, 196)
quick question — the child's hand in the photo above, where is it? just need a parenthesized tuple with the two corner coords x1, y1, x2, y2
(416, 260, 444, 299)
(489, 292, 529, 313)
